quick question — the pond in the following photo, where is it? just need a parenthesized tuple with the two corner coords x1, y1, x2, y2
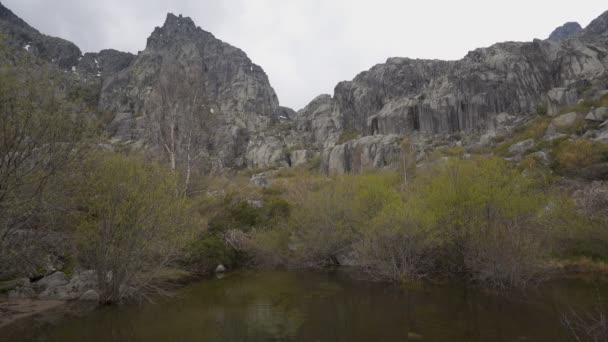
(4, 270, 608, 341)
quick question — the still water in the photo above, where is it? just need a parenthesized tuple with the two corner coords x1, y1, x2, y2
(5, 270, 608, 341)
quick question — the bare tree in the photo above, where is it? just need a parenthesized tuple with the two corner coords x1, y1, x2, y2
(150, 64, 210, 197)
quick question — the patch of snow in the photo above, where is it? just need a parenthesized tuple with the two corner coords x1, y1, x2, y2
(78, 56, 82, 61)
(96, 72, 101, 77)
(210, 108, 215, 114)
(71, 66, 76, 72)
(94, 58, 99, 69)
(24, 44, 30, 51)
(250, 65, 253, 71)
(279, 115, 287, 119)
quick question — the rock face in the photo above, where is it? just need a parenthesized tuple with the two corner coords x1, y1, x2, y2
(322, 135, 403, 174)
(0, 3, 81, 68)
(294, 13, 608, 172)
(98, 14, 283, 172)
(1, 2, 608, 174)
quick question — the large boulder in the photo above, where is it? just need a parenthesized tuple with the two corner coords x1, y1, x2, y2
(546, 112, 581, 135)
(33, 272, 68, 291)
(36, 270, 98, 301)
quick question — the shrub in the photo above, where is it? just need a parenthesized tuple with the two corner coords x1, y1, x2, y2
(184, 235, 240, 272)
(354, 205, 435, 283)
(286, 172, 401, 267)
(0, 54, 89, 279)
(74, 153, 194, 304)
(409, 157, 551, 287)
(552, 139, 608, 177)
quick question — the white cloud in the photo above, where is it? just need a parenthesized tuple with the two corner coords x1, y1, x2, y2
(4, 0, 607, 109)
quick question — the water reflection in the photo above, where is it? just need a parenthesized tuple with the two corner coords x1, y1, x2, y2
(6, 270, 608, 342)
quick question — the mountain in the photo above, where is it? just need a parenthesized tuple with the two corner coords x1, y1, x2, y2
(98, 13, 287, 172)
(294, 11, 608, 172)
(1, 2, 607, 175)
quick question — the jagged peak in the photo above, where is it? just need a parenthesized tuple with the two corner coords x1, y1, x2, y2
(163, 13, 197, 30)
(547, 21, 582, 41)
(146, 12, 215, 50)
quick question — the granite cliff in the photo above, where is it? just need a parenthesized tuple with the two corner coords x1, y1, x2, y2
(1, 2, 607, 175)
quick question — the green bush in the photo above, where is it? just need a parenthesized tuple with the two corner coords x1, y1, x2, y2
(74, 152, 194, 303)
(184, 235, 241, 272)
(407, 157, 552, 287)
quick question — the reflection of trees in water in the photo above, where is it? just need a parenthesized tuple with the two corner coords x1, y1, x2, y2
(563, 290, 608, 342)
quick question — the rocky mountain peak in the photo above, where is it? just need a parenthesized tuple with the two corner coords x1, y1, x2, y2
(146, 13, 211, 50)
(547, 21, 582, 41)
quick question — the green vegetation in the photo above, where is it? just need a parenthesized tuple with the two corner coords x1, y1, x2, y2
(558, 93, 608, 115)
(552, 139, 608, 177)
(240, 157, 604, 288)
(72, 153, 196, 304)
(2, 43, 608, 308)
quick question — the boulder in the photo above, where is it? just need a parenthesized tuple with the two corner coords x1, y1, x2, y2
(552, 112, 579, 128)
(33, 271, 68, 291)
(35, 270, 98, 301)
(215, 264, 226, 273)
(79, 290, 100, 302)
(586, 107, 608, 122)
(508, 139, 535, 154)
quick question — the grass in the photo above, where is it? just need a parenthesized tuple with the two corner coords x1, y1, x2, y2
(558, 93, 608, 116)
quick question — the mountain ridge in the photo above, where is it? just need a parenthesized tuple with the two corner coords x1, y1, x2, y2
(1, 2, 607, 175)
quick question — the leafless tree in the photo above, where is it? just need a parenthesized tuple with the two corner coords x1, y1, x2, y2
(150, 64, 210, 197)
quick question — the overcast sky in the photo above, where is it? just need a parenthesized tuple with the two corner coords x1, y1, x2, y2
(4, 1, 607, 110)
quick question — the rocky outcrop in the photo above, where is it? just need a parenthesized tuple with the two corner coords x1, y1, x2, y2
(295, 12, 608, 173)
(98, 13, 285, 172)
(322, 135, 402, 173)
(9, 270, 99, 301)
(0, 2, 81, 68)
(548, 22, 582, 42)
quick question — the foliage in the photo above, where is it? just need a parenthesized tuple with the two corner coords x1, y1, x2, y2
(552, 139, 608, 178)
(73, 153, 195, 303)
(0, 52, 89, 278)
